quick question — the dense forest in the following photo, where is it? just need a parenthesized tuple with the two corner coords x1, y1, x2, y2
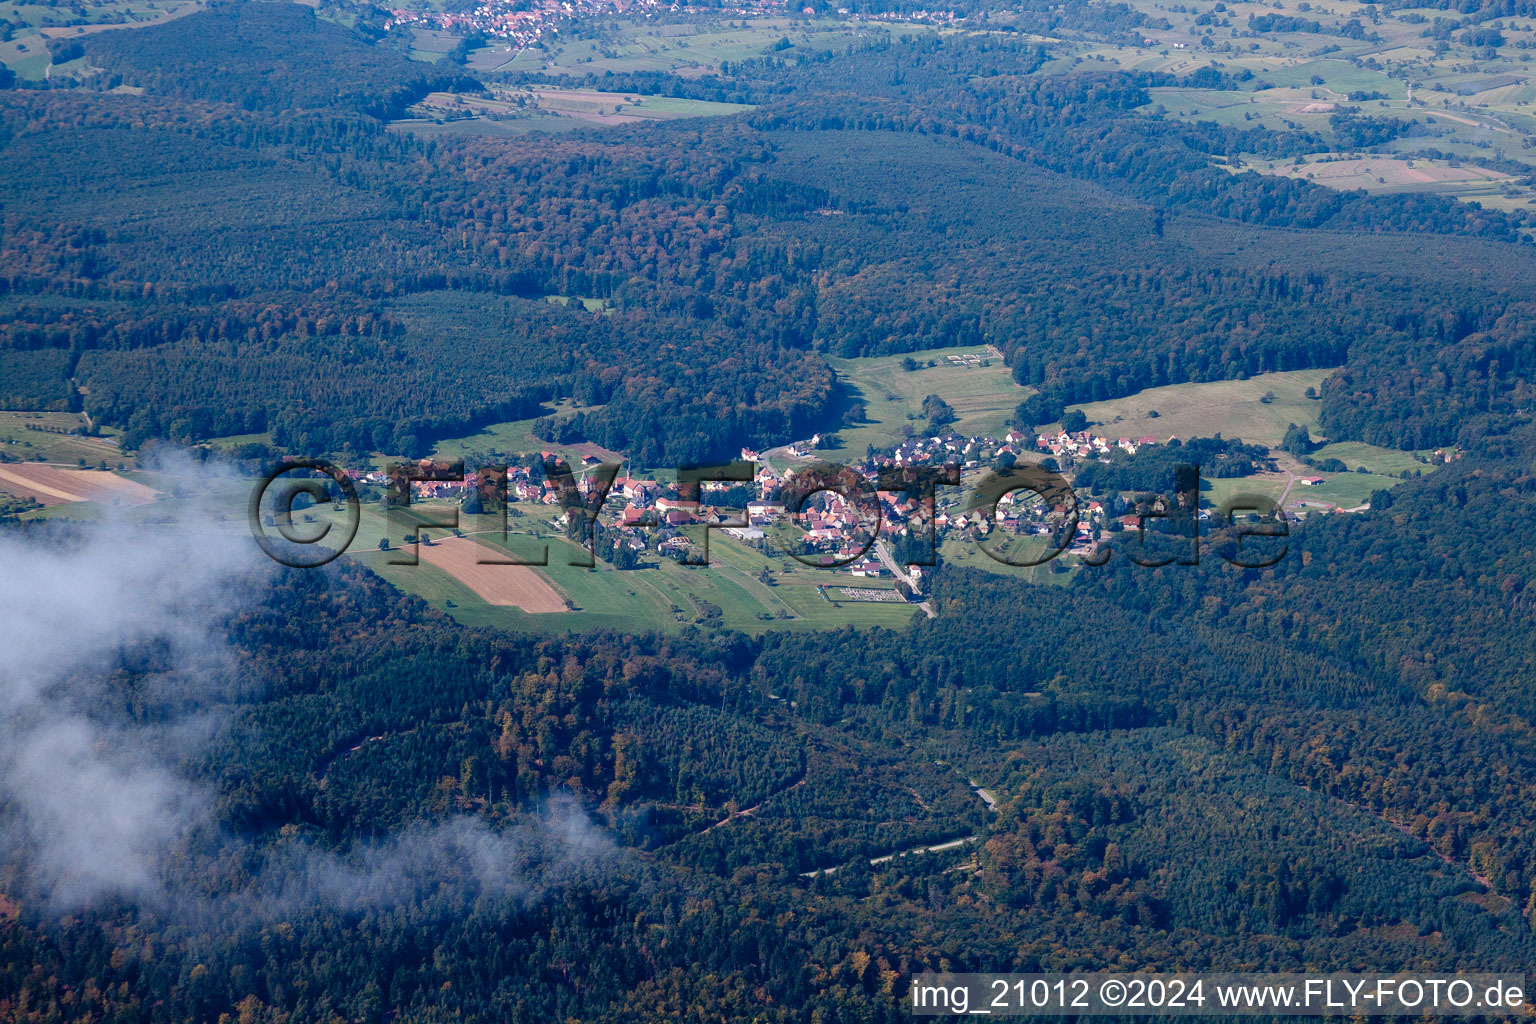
(5, 420, 1536, 1020)
(4, 2, 1536, 1021)
(3, 5, 1535, 457)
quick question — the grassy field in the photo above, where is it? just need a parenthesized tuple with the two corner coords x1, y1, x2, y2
(407, 27, 459, 62)
(1311, 441, 1435, 477)
(0, 0, 201, 78)
(1240, 152, 1523, 210)
(822, 345, 1028, 455)
(391, 115, 588, 139)
(428, 401, 616, 465)
(335, 504, 919, 634)
(405, 87, 754, 133)
(1202, 466, 1401, 513)
(1296, 471, 1400, 509)
(938, 533, 1074, 585)
(1202, 474, 1290, 512)
(1068, 368, 1334, 447)
(0, 411, 132, 468)
(503, 17, 935, 77)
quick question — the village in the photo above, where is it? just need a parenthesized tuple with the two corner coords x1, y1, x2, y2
(345, 425, 1226, 585)
(385, 0, 798, 56)
(383, 0, 958, 57)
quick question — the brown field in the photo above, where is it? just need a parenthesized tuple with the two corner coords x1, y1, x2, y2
(415, 537, 568, 612)
(0, 464, 158, 506)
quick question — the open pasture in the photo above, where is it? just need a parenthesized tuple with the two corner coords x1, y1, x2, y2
(1311, 441, 1435, 476)
(1068, 368, 1334, 447)
(346, 505, 918, 633)
(824, 345, 1027, 455)
(938, 534, 1072, 585)
(427, 401, 621, 466)
(0, 412, 130, 467)
(504, 17, 934, 77)
(1083, 0, 1536, 212)
(1294, 470, 1400, 509)
(1285, 157, 1512, 188)
(409, 86, 754, 130)
(0, 0, 201, 78)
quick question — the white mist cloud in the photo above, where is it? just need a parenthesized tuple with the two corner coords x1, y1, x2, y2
(0, 505, 257, 909)
(248, 804, 612, 920)
(0, 470, 614, 921)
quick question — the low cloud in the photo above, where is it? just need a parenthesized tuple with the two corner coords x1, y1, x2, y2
(0, 508, 253, 910)
(0, 468, 612, 923)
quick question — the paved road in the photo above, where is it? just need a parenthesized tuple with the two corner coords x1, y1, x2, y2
(872, 539, 935, 617)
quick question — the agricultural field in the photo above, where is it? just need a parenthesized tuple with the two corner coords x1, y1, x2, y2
(202, 432, 278, 453)
(819, 346, 1028, 457)
(937, 534, 1073, 585)
(389, 116, 582, 138)
(338, 504, 918, 634)
(1069, 0, 1536, 213)
(405, 27, 459, 63)
(1068, 368, 1334, 447)
(427, 401, 620, 467)
(0, 411, 132, 468)
(412, 536, 568, 612)
(1293, 469, 1400, 508)
(1201, 473, 1291, 513)
(1245, 152, 1526, 211)
(1200, 463, 1402, 514)
(0, 462, 159, 507)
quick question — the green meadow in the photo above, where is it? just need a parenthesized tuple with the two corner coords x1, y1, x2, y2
(1069, 368, 1334, 447)
(821, 346, 1028, 456)
(503, 18, 935, 77)
(0, 411, 131, 467)
(1311, 441, 1435, 477)
(336, 504, 918, 634)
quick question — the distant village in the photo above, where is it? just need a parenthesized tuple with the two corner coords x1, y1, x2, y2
(387, 0, 669, 56)
(384, 0, 957, 56)
(349, 425, 1185, 582)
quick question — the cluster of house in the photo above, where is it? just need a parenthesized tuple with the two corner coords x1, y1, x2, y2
(387, 0, 655, 51)
(883, 427, 1170, 471)
(834, 7, 958, 22)
(353, 424, 1148, 571)
(1035, 429, 1166, 463)
(360, 451, 889, 568)
(385, 0, 784, 49)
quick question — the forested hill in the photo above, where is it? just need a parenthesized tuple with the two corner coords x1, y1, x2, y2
(0, 10, 1533, 457)
(85, 2, 481, 118)
(6, 3, 1536, 1021)
(2, 422, 1535, 1021)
